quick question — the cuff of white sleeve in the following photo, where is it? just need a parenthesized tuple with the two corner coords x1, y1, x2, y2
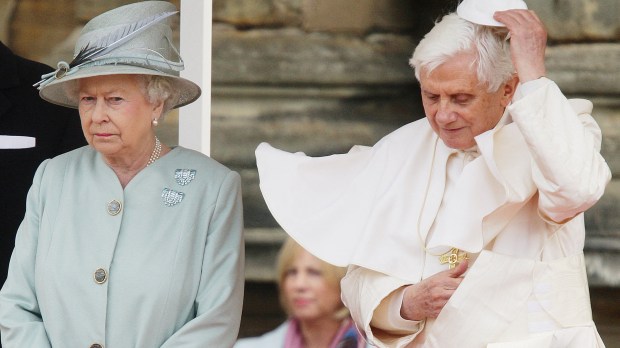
(514, 77, 548, 101)
(372, 287, 422, 332)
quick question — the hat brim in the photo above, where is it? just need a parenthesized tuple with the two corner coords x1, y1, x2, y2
(39, 64, 201, 109)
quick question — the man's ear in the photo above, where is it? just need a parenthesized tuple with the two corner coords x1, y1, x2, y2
(501, 74, 519, 108)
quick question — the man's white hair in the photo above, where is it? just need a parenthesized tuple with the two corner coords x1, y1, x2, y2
(409, 13, 514, 92)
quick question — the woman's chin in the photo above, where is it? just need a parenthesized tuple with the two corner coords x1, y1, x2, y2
(292, 310, 317, 321)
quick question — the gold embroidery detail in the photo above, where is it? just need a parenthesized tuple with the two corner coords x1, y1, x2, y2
(439, 248, 468, 269)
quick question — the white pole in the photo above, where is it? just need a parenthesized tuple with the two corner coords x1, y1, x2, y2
(179, 0, 212, 155)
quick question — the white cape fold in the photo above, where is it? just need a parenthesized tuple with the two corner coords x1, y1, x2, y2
(256, 117, 543, 281)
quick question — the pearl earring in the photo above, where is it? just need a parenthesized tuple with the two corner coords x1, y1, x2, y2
(152, 118, 159, 127)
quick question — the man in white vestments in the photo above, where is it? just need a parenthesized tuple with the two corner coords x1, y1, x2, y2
(255, 1, 611, 347)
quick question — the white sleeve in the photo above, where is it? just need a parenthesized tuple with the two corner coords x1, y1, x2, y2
(372, 288, 423, 333)
(507, 78, 611, 223)
(341, 266, 423, 348)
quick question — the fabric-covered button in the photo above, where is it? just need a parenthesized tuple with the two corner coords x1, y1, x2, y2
(107, 200, 122, 216)
(94, 268, 107, 284)
(90, 344, 103, 348)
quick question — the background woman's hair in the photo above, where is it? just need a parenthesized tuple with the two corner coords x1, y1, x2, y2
(276, 237, 350, 320)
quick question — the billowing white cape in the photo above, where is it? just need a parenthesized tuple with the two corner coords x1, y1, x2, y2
(255, 113, 547, 281)
(255, 81, 601, 282)
(256, 80, 611, 348)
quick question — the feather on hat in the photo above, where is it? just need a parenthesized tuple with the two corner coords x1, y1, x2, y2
(36, 1, 201, 109)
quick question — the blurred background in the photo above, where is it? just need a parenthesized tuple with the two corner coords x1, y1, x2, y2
(2, 0, 618, 343)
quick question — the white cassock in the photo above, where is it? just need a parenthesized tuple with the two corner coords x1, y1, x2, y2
(255, 78, 611, 347)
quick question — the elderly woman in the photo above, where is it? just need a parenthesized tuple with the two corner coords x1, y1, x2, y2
(0, 2, 244, 347)
(235, 238, 370, 348)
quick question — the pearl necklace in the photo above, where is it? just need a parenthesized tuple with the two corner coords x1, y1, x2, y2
(146, 136, 162, 167)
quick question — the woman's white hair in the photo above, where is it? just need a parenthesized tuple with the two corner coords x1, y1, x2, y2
(66, 74, 180, 118)
(137, 75, 180, 119)
(410, 13, 514, 92)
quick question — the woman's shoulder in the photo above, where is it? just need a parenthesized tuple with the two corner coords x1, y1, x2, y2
(36, 145, 92, 175)
(234, 322, 288, 348)
(47, 145, 91, 162)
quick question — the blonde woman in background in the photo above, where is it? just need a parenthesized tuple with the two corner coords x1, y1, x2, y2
(236, 237, 371, 348)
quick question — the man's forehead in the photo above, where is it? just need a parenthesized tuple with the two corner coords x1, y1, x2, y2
(420, 71, 481, 93)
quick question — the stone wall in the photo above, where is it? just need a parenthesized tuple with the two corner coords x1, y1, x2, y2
(2, 0, 619, 287)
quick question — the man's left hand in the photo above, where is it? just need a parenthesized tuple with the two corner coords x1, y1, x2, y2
(494, 9, 547, 82)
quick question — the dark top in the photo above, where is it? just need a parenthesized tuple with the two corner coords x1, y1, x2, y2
(0, 42, 86, 287)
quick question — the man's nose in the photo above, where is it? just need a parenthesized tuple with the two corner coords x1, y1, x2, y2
(435, 100, 457, 124)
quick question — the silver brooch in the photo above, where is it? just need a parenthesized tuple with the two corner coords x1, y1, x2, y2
(162, 188, 185, 207)
(175, 169, 196, 186)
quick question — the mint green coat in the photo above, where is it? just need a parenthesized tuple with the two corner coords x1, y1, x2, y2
(0, 146, 245, 347)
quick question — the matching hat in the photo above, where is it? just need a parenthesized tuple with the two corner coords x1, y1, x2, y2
(36, 1, 201, 109)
